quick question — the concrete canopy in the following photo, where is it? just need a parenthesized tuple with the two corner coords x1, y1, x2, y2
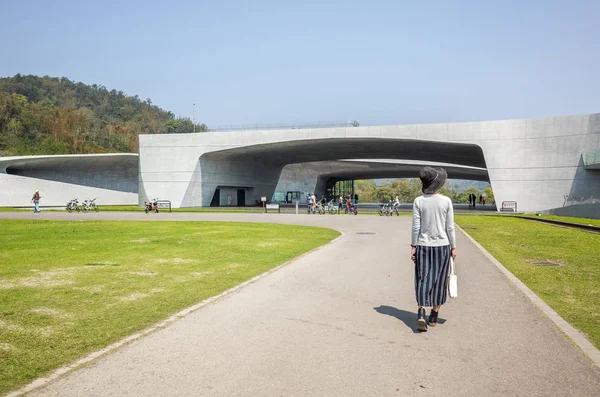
(0, 154, 138, 207)
(139, 113, 600, 212)
(274, 160, 489, 200)
(202, 138, 487, 168)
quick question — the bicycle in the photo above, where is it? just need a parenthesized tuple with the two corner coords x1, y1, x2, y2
(66, 198, 80, 213)
(326, 200, 337, 215)
(82, 198, 99, 213)
(344, 203, 358, 215)
(315, 201, 326, 215)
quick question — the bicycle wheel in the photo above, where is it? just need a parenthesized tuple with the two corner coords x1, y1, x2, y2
(378, 207, 384, 216)
(82, 206, 88, 213)
(328, 207, 336, 215)
(66, 206, 72, 213)
(95, 206, 99, 213)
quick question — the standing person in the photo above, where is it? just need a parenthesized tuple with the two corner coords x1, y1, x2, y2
(468, 193, 473, 208)
(482, 196, 486, 206)
(354, 193, 359, 206)
(411, 167, 457, 332)
(338, 195, 344, 214)
(31, 190, 41, 213)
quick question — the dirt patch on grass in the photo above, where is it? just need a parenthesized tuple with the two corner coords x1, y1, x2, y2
(0, 270, 75, 289)
(154, 257, 197, 263)
(30, 307, 73, 319)
(257, 242, 280, 247)
(0, 320, 24, 332)
(73, 285, 104, 294)
(120, 293, 149, 302)
(119, 288, 164, 302)
(0, 342, 12, 351)
(191, 231, 225, 235)
(190, 271, 214, 278)
(173, 258, 198, 263)
(228, 263, 245, 269)
(130, 271, 159, 276)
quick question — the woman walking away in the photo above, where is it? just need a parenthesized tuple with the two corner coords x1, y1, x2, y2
(411, 167, 457, 332)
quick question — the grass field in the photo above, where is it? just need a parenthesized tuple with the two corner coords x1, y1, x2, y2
(455, 215, 600, 350)
(0, 220, 339, 394)
(517, 214, 600, 227)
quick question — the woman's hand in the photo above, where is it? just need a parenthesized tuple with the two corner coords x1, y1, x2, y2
(451, 248, 457, 260)
(411, 246, 417, 262)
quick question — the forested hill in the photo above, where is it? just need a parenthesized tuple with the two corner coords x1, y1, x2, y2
(0, 74, 207, 156)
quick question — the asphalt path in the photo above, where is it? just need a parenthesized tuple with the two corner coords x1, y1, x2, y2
(2, 212, 600, 396)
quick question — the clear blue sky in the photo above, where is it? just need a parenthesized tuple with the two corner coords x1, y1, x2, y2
(1, 0, 599, 128)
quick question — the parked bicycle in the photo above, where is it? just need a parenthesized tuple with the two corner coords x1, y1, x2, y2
(378, 202, 391, 216)
(66, 198, 80, 213)
(326, 200, 337, 214)
(144, 198, 159, 213)
(315, 201, 326, 215)
(344, 202, 358, 215)
(81, 198, 99, 213)
(378, 201, 399, 216)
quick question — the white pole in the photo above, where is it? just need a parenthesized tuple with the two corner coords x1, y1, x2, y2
(193, 103, 196, 133)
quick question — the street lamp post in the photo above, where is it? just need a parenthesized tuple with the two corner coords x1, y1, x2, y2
(193, 103, 196, 133)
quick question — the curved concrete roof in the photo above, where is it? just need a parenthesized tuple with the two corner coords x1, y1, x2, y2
(316, 160, 489, 182)
(0, 153, 139, 194)
(202, 138, 487, 168)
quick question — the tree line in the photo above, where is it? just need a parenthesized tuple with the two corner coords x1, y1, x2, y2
(0, 74, 207, 156)
(355, 179, 494, 204)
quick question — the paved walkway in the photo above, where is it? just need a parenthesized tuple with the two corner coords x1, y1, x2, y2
(3, 212, 600, 396)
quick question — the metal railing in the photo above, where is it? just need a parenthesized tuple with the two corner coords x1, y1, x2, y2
(209, 120, 360, 132)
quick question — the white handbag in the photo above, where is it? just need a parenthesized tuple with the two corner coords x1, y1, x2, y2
(448, 257, 458, 299)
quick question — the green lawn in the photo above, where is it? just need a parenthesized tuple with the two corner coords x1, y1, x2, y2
(456, 215, 600, 349)
(0, 220, 339, 394)
(517, 214, 600, 228)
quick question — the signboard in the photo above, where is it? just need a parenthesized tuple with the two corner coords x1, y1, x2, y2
(261, 196, 267, 202)
(265, 203, 280, 213)
(156, 201, 171, 208)
(501, 201, 517, 212)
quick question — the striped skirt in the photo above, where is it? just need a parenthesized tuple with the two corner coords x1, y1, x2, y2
(414, 245, 451, 307)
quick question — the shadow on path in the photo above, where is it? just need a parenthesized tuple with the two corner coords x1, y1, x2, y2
(374, 305, 446, 333)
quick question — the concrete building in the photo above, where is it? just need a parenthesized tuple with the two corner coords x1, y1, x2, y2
(138, 113, 600, 213)
(0, 154, 138, 207)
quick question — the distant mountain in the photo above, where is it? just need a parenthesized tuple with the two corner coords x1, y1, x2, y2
(0, 74, 207, 156)
(448, 180, 491, 192)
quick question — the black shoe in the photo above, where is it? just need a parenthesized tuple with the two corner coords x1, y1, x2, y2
(428, 310, 439, 327)
(417, 308, 427, 332)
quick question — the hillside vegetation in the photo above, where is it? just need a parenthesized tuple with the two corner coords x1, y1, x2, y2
(0, 74, 206, 156)
(355, 178, 494, 203)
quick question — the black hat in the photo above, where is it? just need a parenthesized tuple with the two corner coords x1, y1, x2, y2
(419, 166, 447, 194)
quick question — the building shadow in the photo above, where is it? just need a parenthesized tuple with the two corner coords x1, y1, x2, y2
(374, 305, 446, 333)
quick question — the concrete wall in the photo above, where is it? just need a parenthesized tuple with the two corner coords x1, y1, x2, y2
(0, 154, 138, 207)
(138, 113, 600, 213)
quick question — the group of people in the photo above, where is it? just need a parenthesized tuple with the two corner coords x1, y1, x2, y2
(306, 193, 359, 213)
(468, 193, 486, 207)
(337, 193, 358, 212)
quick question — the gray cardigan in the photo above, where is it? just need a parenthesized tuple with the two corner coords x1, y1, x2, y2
(411, 194, 456, 248)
